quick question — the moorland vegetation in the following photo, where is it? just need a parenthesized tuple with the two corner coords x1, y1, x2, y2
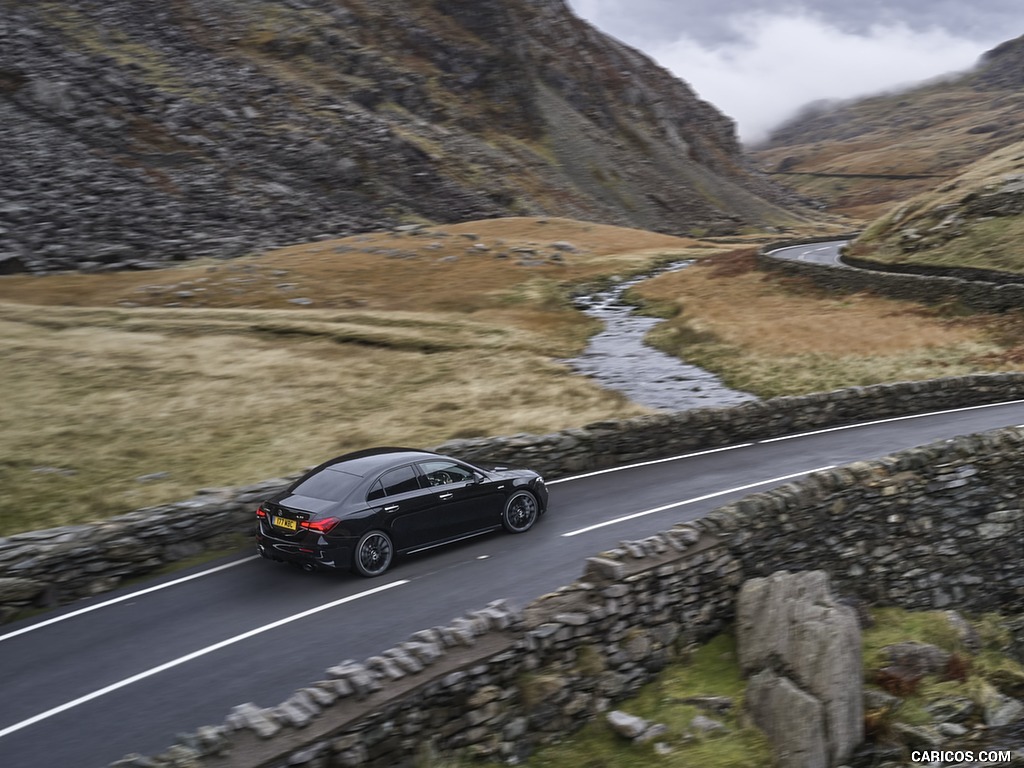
(2, 216, 1023, 537)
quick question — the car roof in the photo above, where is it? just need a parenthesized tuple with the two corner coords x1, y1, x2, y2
(319, 447, 442, 478)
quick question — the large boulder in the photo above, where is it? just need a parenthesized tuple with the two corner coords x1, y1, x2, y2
(737, 570, 864, 768)
(746, 669, 827, 768)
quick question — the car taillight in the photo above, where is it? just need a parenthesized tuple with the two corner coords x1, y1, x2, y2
(301, 517, 340, 533)
(256, 505, 267, 518)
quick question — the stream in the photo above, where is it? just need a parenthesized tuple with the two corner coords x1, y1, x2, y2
(564, 261, 758, 412)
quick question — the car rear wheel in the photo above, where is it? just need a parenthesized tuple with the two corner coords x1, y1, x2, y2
(502, 491, 538, 533)
(353, 530, 393, 577)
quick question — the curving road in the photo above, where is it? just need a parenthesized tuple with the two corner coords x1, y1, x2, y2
(2, 400, 1024, 767)
(767, 240, 849, 266)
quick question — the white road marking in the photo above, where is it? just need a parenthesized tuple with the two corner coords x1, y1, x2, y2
(560, 466, 836, 537)
(0, 556, 260, 644)
(4, 401, 1020, 646)
(547, 401, 1023, 492)
(759, 399, 1024, 444)
(546, 444, 753, 485)
(0, 579, 409, 739)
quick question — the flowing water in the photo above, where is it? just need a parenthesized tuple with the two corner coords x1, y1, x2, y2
(564, 262, 758, 412)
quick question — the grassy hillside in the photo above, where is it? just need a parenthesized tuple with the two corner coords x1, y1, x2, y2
(847, 140, 1024, 274)
(750, 34, 1024, 221)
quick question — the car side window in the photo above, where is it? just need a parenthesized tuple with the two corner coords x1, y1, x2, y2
(366, 480, 385, 502)
(419, 459, 476, 487)
(367, 465, 421, 502)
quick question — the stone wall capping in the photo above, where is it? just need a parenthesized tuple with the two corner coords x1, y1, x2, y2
(584, 556, 626, 582)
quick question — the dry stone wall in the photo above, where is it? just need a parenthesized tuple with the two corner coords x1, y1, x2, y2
(107, 424, 1024, 767)
(2, 372, 1024, 622)
(431, 372, 1024, 478)
(758, 241, 1024, 313)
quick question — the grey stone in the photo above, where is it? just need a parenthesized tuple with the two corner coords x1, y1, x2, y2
(925, 697, 976, 723)
(979, 685, 1024, 727)
(606, 710, 649, 739)
(0, 577, 46, 601)
(882, 641, 951, 676)
(738, 571, 863, 766)
(636, 722, 669, 743)
(681, 695, 733, 713)
(690, 714, 726, 733)
(226, 703, 281, 738)
(937, 722, 969, 737)
(892, 722, 944, 750)
(746, 669, 827, 768)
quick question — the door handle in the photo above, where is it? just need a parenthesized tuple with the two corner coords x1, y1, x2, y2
(439, 493, 454, 500)
(383, 504, 399, 512)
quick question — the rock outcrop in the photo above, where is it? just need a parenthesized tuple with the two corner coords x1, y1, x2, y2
(0, 0, 807, 274)
(737, 570, 864, 768)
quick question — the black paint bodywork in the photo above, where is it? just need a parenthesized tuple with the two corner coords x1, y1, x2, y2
(255, 447, 548, 573)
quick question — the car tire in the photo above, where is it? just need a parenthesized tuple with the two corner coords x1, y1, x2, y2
(502, 491, 539, 534)
(353, 530, 393, 577)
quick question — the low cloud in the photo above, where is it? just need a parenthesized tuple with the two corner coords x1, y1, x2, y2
(645, 13, 990, 145)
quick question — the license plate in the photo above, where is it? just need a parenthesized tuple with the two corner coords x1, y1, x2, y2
(272, 516, 298, 532)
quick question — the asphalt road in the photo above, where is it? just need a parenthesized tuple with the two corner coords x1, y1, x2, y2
(767, 240, 849, 266)
(2, 400, 1024, 767)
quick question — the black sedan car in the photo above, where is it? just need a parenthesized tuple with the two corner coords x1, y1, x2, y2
(256, 447, 548, 576)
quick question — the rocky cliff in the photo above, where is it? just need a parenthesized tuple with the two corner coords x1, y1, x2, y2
(0, 0, 808, 274)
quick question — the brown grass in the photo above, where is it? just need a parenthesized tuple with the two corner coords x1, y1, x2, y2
(5, 217, 1019, 535)
(633, 249, 1021, 397)
(0, 217, 720, 535)
(0, 309, 649, 535)
(0, 217, 702, 313)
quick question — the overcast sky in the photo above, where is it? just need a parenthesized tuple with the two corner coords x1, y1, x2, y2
(566, 0, 1024, 144)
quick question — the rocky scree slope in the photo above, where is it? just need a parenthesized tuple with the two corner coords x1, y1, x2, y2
(749, 32, 1024, 220)
(0, 0, 808, 274)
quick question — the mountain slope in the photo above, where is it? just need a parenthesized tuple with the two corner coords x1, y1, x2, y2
(0, 0, 815, 274)
(847, 138, 1024, 275)
(750, 33, 1024, 220)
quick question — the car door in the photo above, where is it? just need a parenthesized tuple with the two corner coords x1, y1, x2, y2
(366, 464, 449, 551)
(416, 459, 506, 538)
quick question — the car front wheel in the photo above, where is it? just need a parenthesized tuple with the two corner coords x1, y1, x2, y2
(353, 530, 393, 577)
(502, 491, 539, 534)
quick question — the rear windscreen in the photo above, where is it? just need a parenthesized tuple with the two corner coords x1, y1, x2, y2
(291, 467, 361, 502)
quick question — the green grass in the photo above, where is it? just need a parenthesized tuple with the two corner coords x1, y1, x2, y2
(524, 634, 773, 768)
(861, 607, 1024, 738)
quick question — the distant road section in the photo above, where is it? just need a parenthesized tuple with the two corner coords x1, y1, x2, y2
(766, 240, 850, 267)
